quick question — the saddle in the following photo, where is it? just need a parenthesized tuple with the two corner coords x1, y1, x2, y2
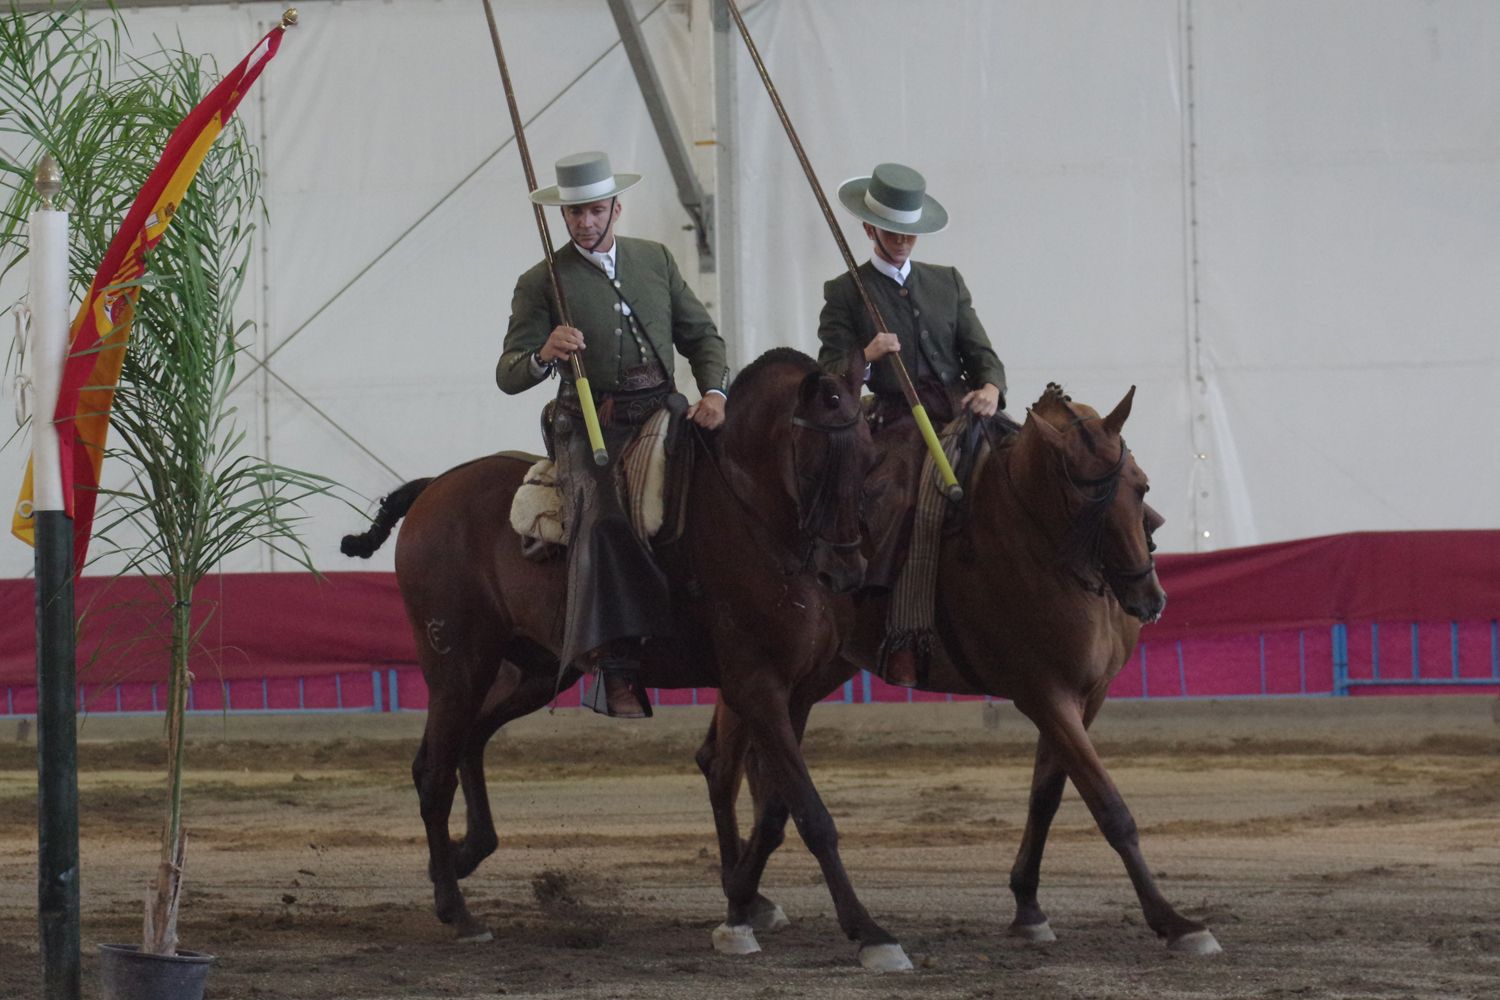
(509, 395, 694, 559)
(880, 409, 1020, 685)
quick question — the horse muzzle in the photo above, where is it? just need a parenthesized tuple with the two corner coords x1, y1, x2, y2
(811, 541, 866, 596)
(1122, 584, 1167, 624)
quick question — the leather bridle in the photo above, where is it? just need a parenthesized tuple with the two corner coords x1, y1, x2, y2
(1008, 411, 1156, 595)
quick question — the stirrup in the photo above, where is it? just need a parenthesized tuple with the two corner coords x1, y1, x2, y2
(582, 657, 653, 719)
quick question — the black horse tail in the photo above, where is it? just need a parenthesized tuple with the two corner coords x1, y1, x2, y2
(340, 478, 435, 558)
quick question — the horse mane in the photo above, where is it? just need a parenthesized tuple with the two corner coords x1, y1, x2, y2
(729, 347, 819, 397)
(718, 347, 862, 554)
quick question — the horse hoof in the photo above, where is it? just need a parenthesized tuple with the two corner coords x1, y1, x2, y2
(712, 923, 761, 956)
(858, 943, 914, 973)
(749, 901, 790, 934)
(455, 923, 493, 944)
(1168, 929, 1222, 956)
(1007, 920, 1056, 943)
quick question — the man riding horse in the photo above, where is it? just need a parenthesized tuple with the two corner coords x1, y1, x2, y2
(816, 162, 1007, 687)
(496, 151, 729, 718)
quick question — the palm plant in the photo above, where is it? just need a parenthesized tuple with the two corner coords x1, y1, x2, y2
(2, 4, 340, 955)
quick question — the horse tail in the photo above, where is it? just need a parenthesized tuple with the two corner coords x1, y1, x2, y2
(340, 477, 435, 558)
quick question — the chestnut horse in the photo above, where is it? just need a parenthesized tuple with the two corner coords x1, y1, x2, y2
(695, 383, 1223, 959)
(340, 349, 920, 969)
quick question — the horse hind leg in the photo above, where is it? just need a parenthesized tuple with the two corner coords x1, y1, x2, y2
(1006, 734, 1066, 943)
(451, 639, 567, 880)
(1030, 694, 1223, 955)
(414, 689, 491, 942)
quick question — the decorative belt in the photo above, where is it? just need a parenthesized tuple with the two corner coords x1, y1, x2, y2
(871, 380, 965, 429)
(558, 362, 671, 427)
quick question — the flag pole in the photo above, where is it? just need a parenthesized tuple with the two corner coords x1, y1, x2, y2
(30, 153, 81, 1000)
(480, 0, 609, 466)
(723, 0, 962, 501)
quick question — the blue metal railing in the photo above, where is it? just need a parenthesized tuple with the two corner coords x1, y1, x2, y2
(4, 620, 1498, 716)
(1332, 618, 1500, 695)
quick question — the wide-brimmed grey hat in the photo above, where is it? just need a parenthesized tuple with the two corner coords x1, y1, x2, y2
(837, 162, 948, 236)
(529, 151, 641, 206)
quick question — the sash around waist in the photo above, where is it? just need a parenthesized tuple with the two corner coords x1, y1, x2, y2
(557, 362, 671, 427)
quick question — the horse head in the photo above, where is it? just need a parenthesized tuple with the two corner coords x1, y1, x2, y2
(1014, 383, 1167, 623)
(718, 348, 875, 594)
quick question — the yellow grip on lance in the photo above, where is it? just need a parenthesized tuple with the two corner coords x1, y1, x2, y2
(911, 404, 964, 502)
(574, 376, 609, 466)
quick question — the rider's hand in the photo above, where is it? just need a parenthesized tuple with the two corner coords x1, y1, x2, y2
(687, 392, 726, 430)
(961, 383, 1002, 417)
(863, 332, 901, 363)
(539, 325, 585, 363)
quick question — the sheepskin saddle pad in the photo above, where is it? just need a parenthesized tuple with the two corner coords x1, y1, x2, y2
(509, 406, 673, 546)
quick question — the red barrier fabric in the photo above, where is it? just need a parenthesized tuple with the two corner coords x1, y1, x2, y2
(1, 530, 1497, 696)
(1144, 530, 1500, 641)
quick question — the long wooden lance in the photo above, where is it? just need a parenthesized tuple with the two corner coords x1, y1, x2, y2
(481, 0, 609, 466)
(724, 0, 963, 501)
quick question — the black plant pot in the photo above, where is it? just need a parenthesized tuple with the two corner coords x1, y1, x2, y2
(98, 943, 214, 1000)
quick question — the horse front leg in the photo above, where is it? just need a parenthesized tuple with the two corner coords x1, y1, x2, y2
(697, 705, 788, 954)
(1006, 733, 1067, 943)
(1028, 693, 1223, 955)
(723, 679, 910, 972)
(730, 688, 825, 934)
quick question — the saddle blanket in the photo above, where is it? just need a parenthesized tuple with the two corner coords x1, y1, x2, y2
(509, 406, 671, 545)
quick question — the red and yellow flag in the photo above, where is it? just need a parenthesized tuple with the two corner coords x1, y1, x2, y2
(12, 22, 290, 571)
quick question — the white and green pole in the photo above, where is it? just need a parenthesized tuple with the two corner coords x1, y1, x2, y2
(29, 154, 81, 1000)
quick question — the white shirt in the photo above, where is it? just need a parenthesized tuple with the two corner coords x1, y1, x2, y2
(869, 254, 911, 286)
(574, 242, 629, 319)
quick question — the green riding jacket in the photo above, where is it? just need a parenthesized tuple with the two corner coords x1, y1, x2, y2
(497, 237, 728, 397)
(816, 261, 1006, 402)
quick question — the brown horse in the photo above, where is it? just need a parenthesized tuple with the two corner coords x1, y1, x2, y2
(341, 348, 920, 969)
(695, 383, 1223, 959)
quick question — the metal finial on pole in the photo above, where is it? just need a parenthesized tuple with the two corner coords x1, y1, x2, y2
(34, 155, 61, 210)
(280, 8, 299, 28)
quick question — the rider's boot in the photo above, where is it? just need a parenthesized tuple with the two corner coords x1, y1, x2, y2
(582, 656, 653, 719)
(880, 646, 919, 688)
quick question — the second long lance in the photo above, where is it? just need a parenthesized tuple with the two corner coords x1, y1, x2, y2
(724, 0, 963, 501)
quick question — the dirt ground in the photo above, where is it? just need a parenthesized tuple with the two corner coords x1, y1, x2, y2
(1, 696, 1498, 999)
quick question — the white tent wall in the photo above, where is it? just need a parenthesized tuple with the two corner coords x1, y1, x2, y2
(2, 0, 1496, 581)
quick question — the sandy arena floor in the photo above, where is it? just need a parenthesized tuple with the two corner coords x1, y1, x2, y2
(1, 696, 1498, 999)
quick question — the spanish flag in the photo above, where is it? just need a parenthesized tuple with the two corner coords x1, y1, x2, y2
(12, 20, 291, 571)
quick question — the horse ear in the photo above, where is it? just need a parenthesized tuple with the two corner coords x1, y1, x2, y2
(798, 370, 846, 411)
(1101, 385, 1136, 435)
(1025, 408, 1065, 448)
(797, 370, 823, 408)
(842, 349, 866, 396)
